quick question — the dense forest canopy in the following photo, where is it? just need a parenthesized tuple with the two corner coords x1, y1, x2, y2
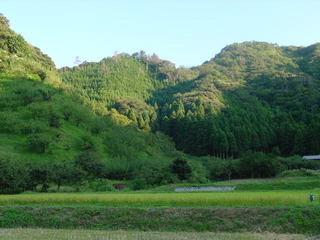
(60, 41, 320, 158)
(1, 14, 320, 193)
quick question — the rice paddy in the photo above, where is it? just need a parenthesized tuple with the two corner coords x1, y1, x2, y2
(0, 190, 319, 207)
(1, 184, 319, 234)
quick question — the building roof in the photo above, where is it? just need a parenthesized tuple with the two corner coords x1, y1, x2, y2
(303, 155, 320, 160)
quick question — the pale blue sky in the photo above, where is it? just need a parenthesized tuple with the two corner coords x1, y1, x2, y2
(1, 0, 320, 68)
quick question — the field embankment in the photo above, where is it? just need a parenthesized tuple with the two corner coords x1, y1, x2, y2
(0, 206, 319, 234)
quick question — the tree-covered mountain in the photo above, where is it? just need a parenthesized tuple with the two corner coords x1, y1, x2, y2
(161, 42, 320, 157)
(61, 42, 320, 158)
(0, 15, 187, 193)
(1, 14, 320, 193)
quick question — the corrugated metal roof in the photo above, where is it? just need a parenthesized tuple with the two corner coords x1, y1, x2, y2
(303, 155, 320, 160)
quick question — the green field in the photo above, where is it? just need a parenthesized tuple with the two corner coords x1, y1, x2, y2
(0, 229, 310, 240)
(0, 206, 319, 233)
(0, 182, 319, 234)
(0, 190, 319, 207)
(152, 177, 320, 192)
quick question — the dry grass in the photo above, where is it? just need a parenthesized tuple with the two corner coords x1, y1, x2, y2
(0, 228, 311, 240)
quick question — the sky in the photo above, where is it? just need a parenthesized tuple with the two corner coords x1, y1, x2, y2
(1, 0, 320, 68)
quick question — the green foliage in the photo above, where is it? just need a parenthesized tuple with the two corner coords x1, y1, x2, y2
(239, 151, 281, 178)
(277, 169, 320, 178)
(50, 161, 83, 190)
(0, 15, 56, 82)
(201, 154, 317, 181)
(27, 162, 52, 191)
(60, 56, 161, 108)
(60, 41, 320, 158)
(85, 178, 115, 192)
(26, 134, 51, 153)
(2, 15, 320, 193)
(131, 178, 148, 190)
(75, 151, 105, 177)
(0, 73, 178, 190)
(170, 158, 192, 180)
(134, 164, 178, 188)
(278, 155, 320, 170)
(0, 206, 319, 234)
(0, 153, 28, 193)
(154, 42, 320, 157)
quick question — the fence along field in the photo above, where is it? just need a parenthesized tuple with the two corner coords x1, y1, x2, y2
(1, 190, 319, 207)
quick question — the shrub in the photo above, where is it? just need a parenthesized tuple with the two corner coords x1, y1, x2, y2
(88, 179, 114, 192)
(50, 161, 84, 191)
(131, 178, 148, 190)
(279, 155, 320, 170)
(170, 158, 192, 180)
(75, 151, 106, 177)
(278, 168, 320, 178)
(79, 134, 97, 151)
(21, 120, 48, 134)
(134, 164, 177, 186)
(48, 185, 75, 193)
(26, 134, 50, 153)
(36, 70, 46, 81)
(0, 153, 29, 193)
(239, 151, 281, 178)
(48, 111, 61, 128)
(27, 162, 52, 191)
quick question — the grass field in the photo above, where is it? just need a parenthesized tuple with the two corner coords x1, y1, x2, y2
(0, 229, 311, 240)
(0, 179, 319, 234)
(0, 206, 319, 233)
(151, 177, 320, 192)
(0, 190, 319, 207)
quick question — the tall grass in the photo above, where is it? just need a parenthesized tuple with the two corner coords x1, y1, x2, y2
(0, 191, 319, 207)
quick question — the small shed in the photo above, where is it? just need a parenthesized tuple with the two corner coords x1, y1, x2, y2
(303, 155, 320, 160)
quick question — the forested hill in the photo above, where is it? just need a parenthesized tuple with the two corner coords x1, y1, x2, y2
(0, 15, 182, 193)
(165, 42, 320, 157)
(61, 42, 320, 157)
(1, 13, 320, 192)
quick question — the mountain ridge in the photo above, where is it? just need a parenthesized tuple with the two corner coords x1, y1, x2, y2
(1, 14, 320, 193)
(60, 41, 320, 157)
